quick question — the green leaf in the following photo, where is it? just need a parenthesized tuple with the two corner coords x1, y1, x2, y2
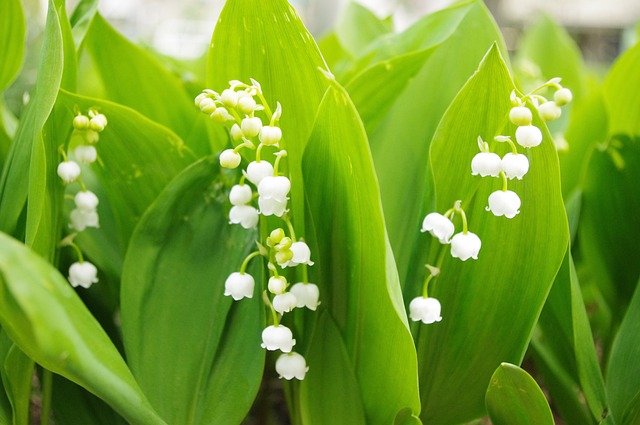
(56, 90, 195, 252)
(607, 277, 640, 425)
(302, 84, 421, 425)
(0, 332, 33, 425)
(0, 0, 26, 93)
(299, 313, 367, 425)
(485, 363, 555, 425)
(0, 232, 166, 425)
(83, 13, 213, 156)
(415, 45, 568, 424)
(603, 42, 640, 136)
(69, 0, 98, 47)
(335, 2, 393, 58)
(207, 0, 329, 228)
(578, 135, 640, 304)
(346, 0, 508, 295)
(121, 157, 264, 425)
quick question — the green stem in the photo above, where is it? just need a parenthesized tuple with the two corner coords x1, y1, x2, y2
(273, 150, 287, 175)
(58, 145, 68, 161)
(455, 202, 469, 234)
(301, 264, 309, 284)
(256, 93, 273, 121)
(263, 290, 280, 326)
(422, 274, 434, 298)
(69, 242, 84, 263)
(500, 171, 508, 192)
(283, 215, 297, 241)
(40, 369, 52, 425)
(240, 251, 262, 274)
(255, 143, 264, 162)
(229, 107, 243, 125)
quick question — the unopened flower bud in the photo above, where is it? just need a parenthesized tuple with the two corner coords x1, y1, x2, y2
(199, 97, 216, 114)
(268, 276, 287, 294)
(259, 126, 282, 146)
(509, 106, 532, 126)
(554, 88, 572, 106)
(229, 184, 252, 206)
(237, 96, 258, 115)
(537, 101, 561, 121)
(194, 93, 207, 107)
(230, 124, 243, 141)
(211, 107, 232, 123)
(84, 130, 100, 144)
(241, 117, 263, 138)
(515, 125, 543, 148)
(220, 89, 238, 108)
(219, 149, 241, 169)
(267, 228, 285, 247)
(275, 249, 293, 265)
(89, 114, 108, 132)
(73, 115, 90, 130)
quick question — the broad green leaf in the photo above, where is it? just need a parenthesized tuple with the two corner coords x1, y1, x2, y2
(69, 0, 98, 47)
(346, 0, 507, 295)
(0, 0, 26, 93)
(485, 363, 554, 425)
(534, 248, 611, 424)
(335, 2, 393, 58)
(0, 332, 32, 425)
(317, 33, 353, 77)
(121, 157, 264, 425)
(415, 45, 568, 424)
(51, 376, 127, 425)
(83, 13, 213, 156)
(207, 0, 329, 228)
(56, 90, 195, 252)
(607, 277, 640, 425)
(0, 232, 166, 425)
(578, 136, 640, 303)
(303, 85, 421, 425)
(299, 313, 367, 425)
(603, 42, 640, 136)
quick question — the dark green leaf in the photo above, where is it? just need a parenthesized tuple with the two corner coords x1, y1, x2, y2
(0, 332, 33, 425)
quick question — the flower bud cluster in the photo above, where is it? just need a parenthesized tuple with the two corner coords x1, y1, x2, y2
(412, 79, 572, 326)
(199, 80, 317, 381)
(58, 109, 107, 289)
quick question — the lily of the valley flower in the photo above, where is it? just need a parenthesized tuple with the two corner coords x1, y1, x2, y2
(289, 282, 320, 310)
(509, 106, 533, 126)
(259, 126, 282, 146)
(57, 161, 81, 183)
(554, 88, 573, 106)
(515, 125, 543, 148)
(409, 296, 442, 324)
(268, 276, 287, 294)
(537, 101, 562, 121)
(471, 152, 502, 177)
(229, 205, 259, 229)
(486, 190, 521, 218)
(224, 272, 255, 300)
(421, 212, 455, 244)
(229, 184, 253, 206)
(258, 176, 291, 217)
(283, 241, 314, 267)
(261, 325, 296, 352)
(501, 153, 529, 180)
(275, 352, 309, 380)
(450, 232, 481, 261)
(246, 160, 274, 185)
(272, 292, 298, 314)
(68, 261, 99, 288)
(74, 190, 99, 213)
(220, 149, 241, 169)
(69, 209, 99, 232)
(74, 145, 97, 164)
(241, 117, 262, 138)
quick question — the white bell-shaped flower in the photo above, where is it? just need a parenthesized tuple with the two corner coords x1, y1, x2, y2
(74, 145, 97, 164)
(237, 95, 258, 115)
(259, 126, 283, 146)
(289, 282, 320, 311)
(241, 117, 263, 138)
(486, 190, 521, 218)
(261, 325, 296, 352)
(220, 149, 241, 169)
(74, 190, 99, 213)
(421, 212, 455, 244)
(501, 153, 529, 180)
(258, 176, 290, 217)
(194, 92, 207, 108)
(409, 296, 442, 324)
(224, 272, 255, 300)
(268, 276, 287, 294)
(68, 261, 99, 288)
(554, 88, 572, 106)
(537, 101, 561, 121)
(515, 125, 543, 148)
(258, 197, 287, 217)
(471, 152, 502, 177)
(69, 209, 99, 232)
(246, 160, 274, 185)
(210, 107, 233, 123)
(275, 352, 309, 380)
(229, 205, 259, 229)
(229, 184, 252, 206)
(230, 124, 243, 141)
(284, 241, 314, 267)
(57, 161, 81, 183)
(509, 106, 532, 126)
(90, 114, 108, 132)
(450, 232, 481, 261)
(199, 97, 216, 114)
(273, 292, 298, 314)
(220, 88, 238, 108)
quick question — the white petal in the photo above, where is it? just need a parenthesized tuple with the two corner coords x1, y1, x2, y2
(246, 161, 274, 185)
(57, 161, 81, 183)
(471, 152, 502, 177)
(509, 106, 532, 126)
(229, 184, 253, 206)
(74, 190, 99, 212)
(501, 153, 529, 180)
(289, 283, 320, 310)
(409, 297, 442, 324)
(219, 149, 241, 168)
(537, 101, 562, 121)
(241, 117, 262, 138)
(69, 209, 100, 232)
(229, 205, 259, 229)
(421, 212, 455, 244)
(261, 325, 295, 352)
(258, 196, 287, 217)
(275, 352, 309, 380)
(224, 272, 255, 300)
(273, 292, 298, 314)
(68, 261, 99, 288)
(486, 190, 521, 218)
(515, 126, 542, 148)
(258, 176, 291, 201)
(450, 232, 481, 261)
(74, 145, 97, 164)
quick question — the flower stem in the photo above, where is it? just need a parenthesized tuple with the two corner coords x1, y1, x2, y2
(273, 150, 287, 175)
(263, 290, 280, 326)
(500, 171, 508, 192)
(455, 201, 469, 234)
(58, 145, 68, 161)
(68, 242, 84, 263)
(283, 215, 297, 241)
(255, 143, 264, 162)
(240, 251, 262, 274)
(256, 93, 273, 121)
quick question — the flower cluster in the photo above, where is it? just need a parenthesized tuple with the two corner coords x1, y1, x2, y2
(58, 109, 108, 289)
(411, 79, 572, 325)
(196, 80, 319, 381)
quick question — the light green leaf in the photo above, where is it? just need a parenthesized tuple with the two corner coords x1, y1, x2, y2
(207, 0, 329, 227)
(0, 232, 165, 425)
(485, 363, 555, 425)
(299, 313, 367, 425)
(607, 277, 640, 425)
(121, 157, 264, 425)
(317, 33, 353, 77)
(415, 45, 568, 424)
(83, 13, 213, 156)
(335, 2, 393, 57)
(69, 0, 98, 47)
(0, 0, 26, 93)
(302, 84, 421, 425)
(346, 0, 508, 295)
(0, 332, 32, 425)
(603, 42, 640, 136)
